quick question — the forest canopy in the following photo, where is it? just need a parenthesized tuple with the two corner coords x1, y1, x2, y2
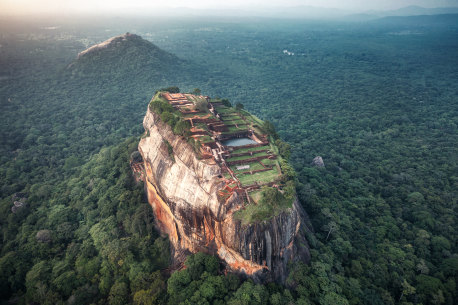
(0, 14, 457, 305)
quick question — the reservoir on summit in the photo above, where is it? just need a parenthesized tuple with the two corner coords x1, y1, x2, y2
(222, 137, 257, 147)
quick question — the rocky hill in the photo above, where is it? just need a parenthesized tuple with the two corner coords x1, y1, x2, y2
(136, 92, 311, 282)
(67, 33, 184, 80)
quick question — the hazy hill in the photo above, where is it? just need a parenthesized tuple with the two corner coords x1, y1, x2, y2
(372, 13, 458, 28)
(381, 5, 458, 17)
(67, 33, 184, 81)
(344, 6, 458, 21)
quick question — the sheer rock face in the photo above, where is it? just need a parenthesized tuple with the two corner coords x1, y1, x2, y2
(138, 107, 310, 282)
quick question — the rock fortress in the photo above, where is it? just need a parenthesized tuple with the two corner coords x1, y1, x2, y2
(131, 90, 312, 282)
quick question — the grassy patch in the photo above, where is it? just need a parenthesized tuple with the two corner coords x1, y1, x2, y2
(182, 112, 214, 119)
(215, 106, 238, 114)
(227, 154, 254, 162)
(226, 125, 249, 132)
(252, 126, 265, 135)
(261, 158, 278, 167)
(252, 151, 270, 158)
(221, 115, 241, 120)
(226, 155, 249, 162)
(234, 186, 294, 225)
(237, 167, 279, 186)
(194, 123, 209, 131)
(198, 135, 214, 143)
(223, 119, 246, 125)
(230, 162, 264, 173)
(249, 190, 263, 203)
(241, 111, 264, 124)
(227, 152, 270, 162)
(231, 145, 270, 154)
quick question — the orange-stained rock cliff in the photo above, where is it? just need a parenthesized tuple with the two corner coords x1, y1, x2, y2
(138, 106, 311, 282)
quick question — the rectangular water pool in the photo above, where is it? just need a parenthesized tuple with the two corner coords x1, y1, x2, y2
(222, 138, 257, 147)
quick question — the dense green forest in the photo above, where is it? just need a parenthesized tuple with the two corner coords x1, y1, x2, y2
(0, 14, 457, 304)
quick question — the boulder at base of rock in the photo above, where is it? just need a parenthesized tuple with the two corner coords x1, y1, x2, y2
(312, 156, 325, 167)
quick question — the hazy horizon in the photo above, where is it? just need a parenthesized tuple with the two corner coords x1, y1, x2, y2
(2, 0, 458, 16)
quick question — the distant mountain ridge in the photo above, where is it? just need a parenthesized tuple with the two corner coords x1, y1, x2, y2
(372, 5, 458, 17)
(126, 5, 458, 20)
(371, 13, 458, 27)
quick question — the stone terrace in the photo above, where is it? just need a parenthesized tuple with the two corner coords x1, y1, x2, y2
(160, 91, 282, 203)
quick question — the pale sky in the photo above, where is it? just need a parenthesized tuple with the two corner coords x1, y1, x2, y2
(1, 0, 457, 15)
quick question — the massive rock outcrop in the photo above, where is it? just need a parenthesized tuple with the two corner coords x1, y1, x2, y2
(138, 106, 310, 282)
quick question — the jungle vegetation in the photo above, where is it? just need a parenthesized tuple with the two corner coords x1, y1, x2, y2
(0, 14, 457, 304)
